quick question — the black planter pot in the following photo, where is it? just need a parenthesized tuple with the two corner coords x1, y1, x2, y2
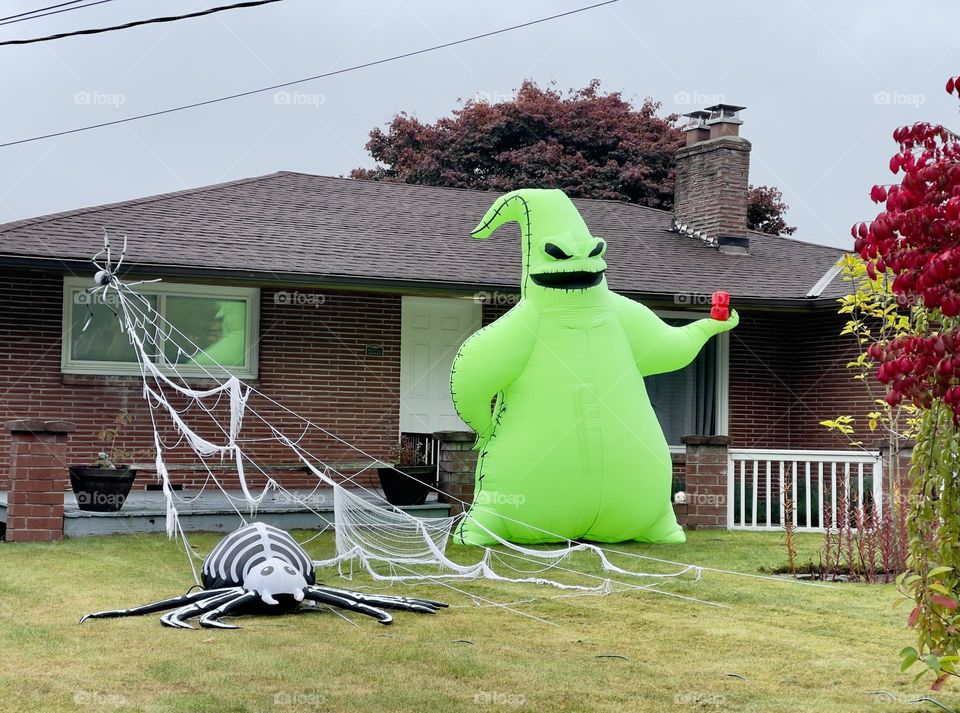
(377, 465, 436, 506)
(69, 466, 137, 512)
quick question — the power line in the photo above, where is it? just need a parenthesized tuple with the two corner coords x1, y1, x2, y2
(0, 0, 619, 149)
(0, 1, 87, 23)
(0, 0, 283, 44)
(0, 0, 115, 27)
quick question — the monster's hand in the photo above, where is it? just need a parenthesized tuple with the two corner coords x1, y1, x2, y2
(707, 308, 739, 333)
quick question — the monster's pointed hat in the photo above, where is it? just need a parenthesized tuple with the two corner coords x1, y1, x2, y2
(470, 188, 590, 242)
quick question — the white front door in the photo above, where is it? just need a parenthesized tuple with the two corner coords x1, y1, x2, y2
(400, 296, 481, 433)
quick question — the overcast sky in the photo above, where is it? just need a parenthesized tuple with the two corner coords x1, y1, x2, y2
(2, 0, 957, 249)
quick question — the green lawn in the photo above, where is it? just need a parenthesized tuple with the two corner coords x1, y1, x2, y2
(0, 529, 948, 712)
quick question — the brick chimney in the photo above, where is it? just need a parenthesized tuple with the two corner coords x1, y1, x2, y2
(673, 104, 751, 248)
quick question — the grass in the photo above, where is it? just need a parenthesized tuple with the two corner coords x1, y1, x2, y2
(0, 529, 948, 712)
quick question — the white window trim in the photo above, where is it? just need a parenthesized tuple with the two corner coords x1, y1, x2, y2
(62, 277, 260, 379)
(654, 309, 730, 453)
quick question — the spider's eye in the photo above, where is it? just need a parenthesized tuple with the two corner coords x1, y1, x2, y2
(544, 242, 571, 260)
(261, 565, 274, 575)
(284, 566, 296, 575)
(588, 240, 605, 257)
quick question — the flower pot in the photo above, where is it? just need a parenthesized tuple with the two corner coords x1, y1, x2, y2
(69, 466, 137, 512)
(377, 465, 437, 506)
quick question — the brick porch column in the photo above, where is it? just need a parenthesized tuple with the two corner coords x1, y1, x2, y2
(5, 419, 75, 542)
(433, 431, 477, 517)
(681, 434, 731, 529)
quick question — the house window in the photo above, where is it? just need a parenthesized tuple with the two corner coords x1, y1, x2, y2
(646, 313, 729, 448)
(62, 278, 259, 378)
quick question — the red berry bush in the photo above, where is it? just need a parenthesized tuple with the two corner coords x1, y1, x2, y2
(854, 76, 960, 690)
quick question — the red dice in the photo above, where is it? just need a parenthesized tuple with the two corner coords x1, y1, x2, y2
(711, 291, 730, 321)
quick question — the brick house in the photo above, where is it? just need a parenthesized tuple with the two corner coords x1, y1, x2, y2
(0, 105, 876, 536)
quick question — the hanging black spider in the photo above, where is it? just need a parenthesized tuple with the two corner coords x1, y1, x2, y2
(80, 523, 446, 629)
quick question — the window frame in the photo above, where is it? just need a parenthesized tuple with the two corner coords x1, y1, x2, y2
(652, 309, 730, 453)
(61, 277, 260, 379)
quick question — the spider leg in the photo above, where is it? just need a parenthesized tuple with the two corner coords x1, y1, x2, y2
(161, 589, 243, 629)
(320, 586, 447, 614)
(80, 588, 232, 623)
(199, 591, 260, 630)
(120, 278, 163, 289)
(113, 235, 128, 272)
(103, 229, 112, 271)
(303, 587, 393, 625)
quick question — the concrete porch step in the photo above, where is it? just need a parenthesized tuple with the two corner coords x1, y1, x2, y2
(0, 489, 451, 538)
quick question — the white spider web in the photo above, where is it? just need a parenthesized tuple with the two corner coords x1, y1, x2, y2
(83, 235, 725, 617)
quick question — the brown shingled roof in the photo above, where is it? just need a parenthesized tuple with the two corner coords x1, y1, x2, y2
(0, 171, 847, 305)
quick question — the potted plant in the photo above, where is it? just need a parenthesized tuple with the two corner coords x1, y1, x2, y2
(69, 410, 145, 512)
(377, 436, 436, 506)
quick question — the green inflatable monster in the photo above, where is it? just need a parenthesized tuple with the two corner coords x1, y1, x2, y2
(451, 189, 738, 546)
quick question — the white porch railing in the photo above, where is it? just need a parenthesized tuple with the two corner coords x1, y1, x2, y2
(401, 433, 442, 467)
(727, 449, 883, 532)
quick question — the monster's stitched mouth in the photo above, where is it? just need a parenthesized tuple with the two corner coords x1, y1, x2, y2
(530, 270, 604, 290)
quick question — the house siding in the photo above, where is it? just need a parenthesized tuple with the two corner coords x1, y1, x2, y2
(728, 309, 876, 451)
(0, 270, 400, 491)
(0, 271, 872, 494)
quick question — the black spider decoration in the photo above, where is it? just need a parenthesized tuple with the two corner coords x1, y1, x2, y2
(80, 523, 446, 629)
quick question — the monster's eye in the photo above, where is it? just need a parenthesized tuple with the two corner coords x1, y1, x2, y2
(588, 240, 605, 257)
(261, 565, 275, 575)
(544, 242, 571, 260)
(284, 566, 296, 575)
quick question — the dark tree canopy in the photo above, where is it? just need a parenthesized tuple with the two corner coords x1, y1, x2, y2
(746, 184, 797, 236)
(352, 79, 795, 231)
(351, 80, 683, 209)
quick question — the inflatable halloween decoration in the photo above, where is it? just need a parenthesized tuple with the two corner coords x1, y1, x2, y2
(80, 523, 446, 629)
(451, 189, 738, 546)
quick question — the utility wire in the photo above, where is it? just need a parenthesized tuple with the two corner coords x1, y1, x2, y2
(0, 0, 87, 23)
(0, 0, 619, 149)
(0, 0, 115, 27)
(0, 0, 282, 44)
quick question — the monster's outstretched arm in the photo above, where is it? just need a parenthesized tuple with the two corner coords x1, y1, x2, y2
(450, 303, 538, 449)
(612, 293, 738, 376)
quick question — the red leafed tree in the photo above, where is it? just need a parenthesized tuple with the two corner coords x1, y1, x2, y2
(352, 79, 794, 234)
(747, 185, 797, 236)
(854, 75, 960, 689)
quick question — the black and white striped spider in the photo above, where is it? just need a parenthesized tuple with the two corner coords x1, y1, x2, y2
(80, 523, 446, 629)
